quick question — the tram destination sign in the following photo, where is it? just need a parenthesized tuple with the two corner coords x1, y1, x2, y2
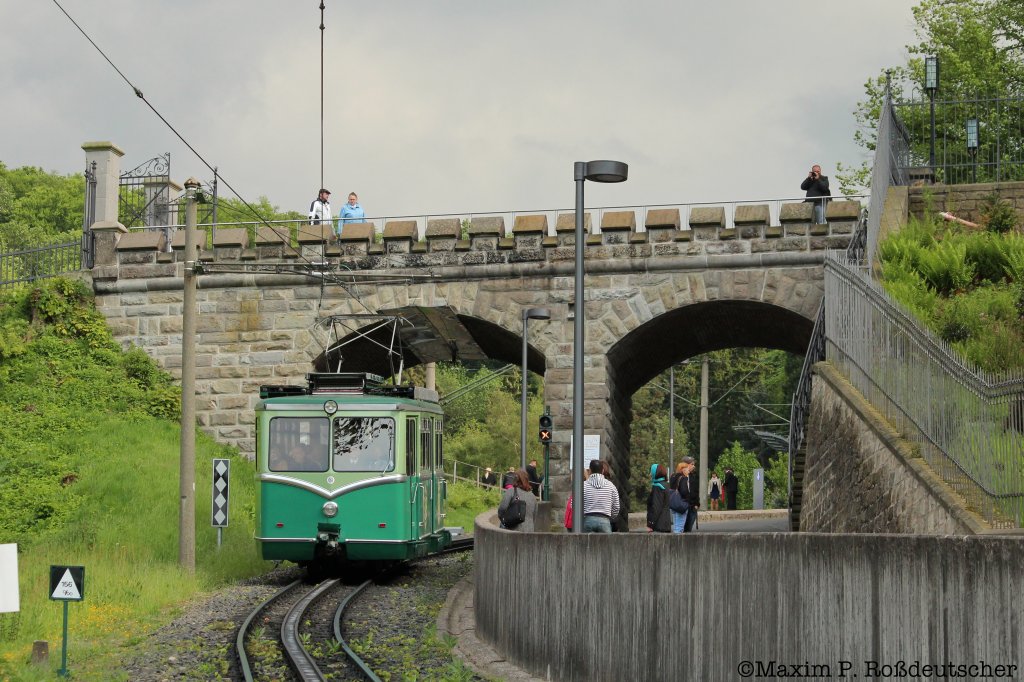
(49, 565, 85, 602)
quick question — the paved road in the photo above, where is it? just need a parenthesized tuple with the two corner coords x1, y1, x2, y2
(693, 516, 790, 533)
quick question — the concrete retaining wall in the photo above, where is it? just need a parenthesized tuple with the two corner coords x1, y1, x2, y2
(801, 362, 988, 534)
(474, 515, 1024, 681)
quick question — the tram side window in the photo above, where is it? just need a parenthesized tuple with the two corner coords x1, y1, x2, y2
(268, 417, 329, 473)
(405, 417, 417, 475)
(333, 417, 395, 472)
(434, 419, 443, 470)
(420, 418, 431, 472)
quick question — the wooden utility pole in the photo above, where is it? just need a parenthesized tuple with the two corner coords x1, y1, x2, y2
(179, 178, 200, 573)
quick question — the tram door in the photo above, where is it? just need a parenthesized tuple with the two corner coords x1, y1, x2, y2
(418, 418, 434, 538)
(406, 417, 420, 540)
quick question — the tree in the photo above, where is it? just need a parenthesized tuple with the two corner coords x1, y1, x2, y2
(0, 164, 86, 250)
(838, 0, 1024, 192)
(714, 441, 761, 510)
(627, 381, 690, 506)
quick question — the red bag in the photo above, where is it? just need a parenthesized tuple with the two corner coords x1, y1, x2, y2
(564, 495, 573, 530)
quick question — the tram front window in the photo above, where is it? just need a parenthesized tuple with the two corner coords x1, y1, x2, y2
(269, 417, 329, 472)
(333, 417, 395, 472)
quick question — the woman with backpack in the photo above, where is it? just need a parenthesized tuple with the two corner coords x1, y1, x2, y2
(498, 469, 538, 531)
(646, 464, 672, 532)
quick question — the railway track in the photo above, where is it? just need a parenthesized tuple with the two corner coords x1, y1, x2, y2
(236, 537, 474, 681)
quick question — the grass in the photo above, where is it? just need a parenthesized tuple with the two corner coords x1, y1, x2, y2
(443, 481, 500, 533)
(0, 416, 270, 681)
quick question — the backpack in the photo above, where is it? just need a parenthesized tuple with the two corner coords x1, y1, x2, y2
(501, 488, 527, 528)
(669, 477, 690, 514)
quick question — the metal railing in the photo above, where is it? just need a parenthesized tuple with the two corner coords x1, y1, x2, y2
(824, 251, 1024, 528)
(129, 193, 869, 243)
(0, 241, 83, 289)
(893, 92, 1024, 186)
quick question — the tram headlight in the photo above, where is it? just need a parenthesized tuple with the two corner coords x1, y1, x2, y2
(323, 400, 338, 415)
(322, 501, 338, 518)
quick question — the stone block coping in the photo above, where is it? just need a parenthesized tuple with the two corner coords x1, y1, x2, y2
(600, 210, 636, 231)
(555, 212, 592, 233)
(118, 231, 165, 251)
(734, 204, 769, 226)
(383, 220, 418, 240)
(827, 199, 862, 220)
(255, 226, 288, 245)
(766, 225, 783, 238)
(645, 208, 681, 230)
(512, 214, 548, 234)
(541, 235, 558, 247)
(675, 230, 692, 241)
(212, 227, 249, 248)
(296, 224, 334, 243)
(780, 202, 813, 222)
(469, 216, 505, 236)
(586, 234, 602, 245)
(426, 217, 462, 240)
(689, 206, 725, 228)
(169, 229, 205, 250)
(630, 232, 647, 244)
(337, 222, 374, 242)
(411, 241, 428, 253)
(498, 237, 515, 250)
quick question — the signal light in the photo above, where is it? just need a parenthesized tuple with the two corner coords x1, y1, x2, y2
(538, 415, 553, 444)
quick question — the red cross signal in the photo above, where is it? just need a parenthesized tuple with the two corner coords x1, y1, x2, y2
(539, 415, 553, 444)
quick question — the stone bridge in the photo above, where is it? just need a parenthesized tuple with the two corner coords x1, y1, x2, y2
(81, 144, 859, 505)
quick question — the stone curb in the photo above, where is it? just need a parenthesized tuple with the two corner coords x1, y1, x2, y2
(437, 574, 547, 682)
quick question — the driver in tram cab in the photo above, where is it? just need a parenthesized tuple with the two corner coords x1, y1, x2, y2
(287, 434, 320, 472)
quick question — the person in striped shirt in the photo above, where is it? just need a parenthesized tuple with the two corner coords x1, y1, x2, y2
(582, 459, 620, 533)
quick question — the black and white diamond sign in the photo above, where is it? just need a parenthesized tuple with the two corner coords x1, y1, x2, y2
(211, 459, 230, 528)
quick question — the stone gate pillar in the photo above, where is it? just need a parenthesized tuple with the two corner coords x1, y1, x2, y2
(82, 141, 127, 267)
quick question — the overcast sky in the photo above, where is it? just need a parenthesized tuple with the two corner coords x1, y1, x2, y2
(2, 1, 920, 221)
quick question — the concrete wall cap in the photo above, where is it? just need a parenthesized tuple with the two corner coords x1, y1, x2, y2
(645, 208, 681, 230)
(296, 224, 334, 243)
(383, 220, 418, 241)
(81, 141, 125, 156)
(555, 212, 592, 232)
(734, 204, 770, 226)
(780, 202, 814, 222)
(601, 210, 636, 231)
(117, 231, 165, 251)
(426, 217, 462, 240)
(90, 220, 128, 233)
(170, 229, 207, 250)
(337, 222, 375, 242)
(469, 216, 505, 236)
(255, 226, 289, 245)
(688, 206, 725, 227)
(212, 227, 250, 248)
(826, 200, 863, 219)
(512, 214, 548, 234)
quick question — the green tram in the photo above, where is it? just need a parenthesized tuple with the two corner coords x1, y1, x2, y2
(255, 373, 452, 566)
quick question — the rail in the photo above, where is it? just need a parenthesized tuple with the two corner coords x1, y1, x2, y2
(824, 251, 1024, 527)
(127, 193, 869, 242)
(0, 241, 83, 289)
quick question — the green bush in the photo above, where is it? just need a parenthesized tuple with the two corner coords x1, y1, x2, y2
(979, 193, 1021, 234)
(916, 239, 975, 295)
(965, 232, 1010, 283)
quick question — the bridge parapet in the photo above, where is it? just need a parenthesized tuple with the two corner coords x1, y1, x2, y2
(98, 200, 860, 277)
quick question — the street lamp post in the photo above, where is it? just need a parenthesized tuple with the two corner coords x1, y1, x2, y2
(521, 307, 550, 471)
(925, 56, 940, 169)
(572, 160, 627, 533)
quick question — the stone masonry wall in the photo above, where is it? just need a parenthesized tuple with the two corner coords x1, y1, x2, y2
(801, 362, 988, 534)
(908, 180, 1024, 224)
(90, 200, 852, 504)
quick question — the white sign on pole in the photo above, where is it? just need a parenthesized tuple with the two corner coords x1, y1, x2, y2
(569, 435, 601, 469)
(0, 544, 18, 613)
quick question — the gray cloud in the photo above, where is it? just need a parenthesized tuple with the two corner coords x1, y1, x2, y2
(2, 1, 916, 220)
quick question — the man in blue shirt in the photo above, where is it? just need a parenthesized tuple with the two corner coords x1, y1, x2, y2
(336, 192, 365, 237)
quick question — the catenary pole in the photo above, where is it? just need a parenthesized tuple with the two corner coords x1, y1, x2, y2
(178, 178, 200, 572)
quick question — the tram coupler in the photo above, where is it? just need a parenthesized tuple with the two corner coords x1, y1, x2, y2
(316, 522, 341, 555)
